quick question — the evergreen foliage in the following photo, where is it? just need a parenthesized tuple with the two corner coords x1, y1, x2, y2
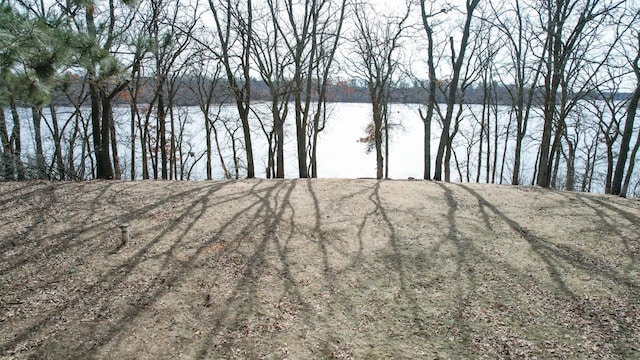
(0, 3, 75, 106)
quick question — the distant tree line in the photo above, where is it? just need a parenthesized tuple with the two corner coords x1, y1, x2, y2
(50, 76, 630, 107)
(1, 0, 639, 196)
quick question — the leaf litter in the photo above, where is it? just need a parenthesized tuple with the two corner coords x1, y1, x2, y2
(1, 179, 639, 359)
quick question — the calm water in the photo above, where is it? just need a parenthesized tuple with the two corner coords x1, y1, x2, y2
(12, 102, 616, 192)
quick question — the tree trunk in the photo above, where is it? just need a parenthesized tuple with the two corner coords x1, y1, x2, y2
(532, 145, 540, 186)
(205, 116, 212, 180)
(453, 147, 463, 182)
(130, 102, 136, 181)
(90, 84, 111, 179)
(500, 114, 512, 185)
(295, 95, 308, 178)
(275, 103, 285, 178)
(492, 95, 499, 183)
(49, 104, 66, 179)
(512, 110, 524, 185)
(79, 110, 92, 179)
(310, 97, 329, 178)
(374, 103, 384, 180)
(266, 131, 275, 178)
(434, 1, 479, 180)
(384, 103, 389, 179)
(485, 78, 491, 183)
(565, 142, 575, 191)
(612, 49, 640, 194)
(605, 139, 615, 193)
(419, 2, 437, 180)
(240, 106, 255, 178)
(109, 103, 121, 180)
(157, 82, 168, 180)
(420, 106, 432, 180)
(100, 97, 115, 180)
(67, 111, 80, 180)
(31, 106, 47, 179)
(537, 61, 560, 187)
(139, 112, 149, 180)
(9, 101, 25, 180)
(169, 97, 177, 180)
(477, 91, 485, 183)
(621, 129, 640, 197)
(212, 121, 230, 179)
(612, 106, 639, 195)
(0, 107, 14, 179)
(311, 116, 320, 178)
(550, 142, 561, 189)
(13, 135, 24, 180)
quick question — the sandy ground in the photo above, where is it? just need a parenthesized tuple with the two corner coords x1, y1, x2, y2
(1, 179, 640, 359)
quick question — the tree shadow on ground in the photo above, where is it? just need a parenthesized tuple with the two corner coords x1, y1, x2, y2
(455, 183, 640, 357)
(563, 192, 640, 273)
(1, 180, 249, 357)
(3, 180, 639, 358)
(194, 180, 306, 358)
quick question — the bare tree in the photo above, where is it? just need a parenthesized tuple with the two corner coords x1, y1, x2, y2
(308, 14, 345, 178)
(60, 75, 91, 180)
(350, 1, 410, 179)
(252, 0, 294, 178)
(614, 30, 640, 196)
(535, 0, 622, 187)
(428, 0, 481, 181)
(470, 19, 503, 184)
(189, 54, 233, 180)
(419, 1, 450, 180)
(582, 64, 627, 193)
(208, 0, 256, 178)
(141, 0, 198, 179)
(269, 0, 346, 178)
(487, 0, 544, 185)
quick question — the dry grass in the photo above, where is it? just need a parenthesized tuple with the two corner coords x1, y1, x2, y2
(1, 179, 639, 359)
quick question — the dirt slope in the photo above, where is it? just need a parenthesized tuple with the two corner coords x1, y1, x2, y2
(1, 179, 639, 359)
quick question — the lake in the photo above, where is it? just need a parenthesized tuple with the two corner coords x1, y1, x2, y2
(12, 101, 618, 193)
